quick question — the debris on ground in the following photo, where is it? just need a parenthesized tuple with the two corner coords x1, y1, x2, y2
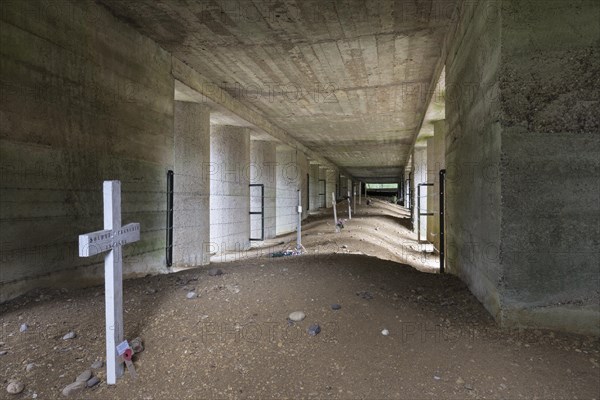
(308, 324, 321, 336)
(356, 291, 374, 300)
(130, 337, 144, 353)
(208, 268, 223, 276)
(331, 304, 342, 310)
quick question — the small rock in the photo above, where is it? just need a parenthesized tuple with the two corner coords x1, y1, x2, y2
(331, 304, 342, 310)
(6, 380, 24, 395)
(288, 311, 306, 322)
(26, 363, 35, 372)
(307, 324, 321, 336)
(456, 377, 464, 385)
(381, 329, 390, 336)
(90, 359, 103, 369)
(76, 370, 92, 382)
(62, 331, 76, 340)
(208, 268, 223, 276)
(86, 376, 100, 388)
(433, 375, 441, 380)
(62, 381, 85, 397)
(20, 323, 29, 333)
(0, 350, 7, 356)
(341, 245, 348, 249)
(186, 291, 197, 299)
(464, 383, 473, 391)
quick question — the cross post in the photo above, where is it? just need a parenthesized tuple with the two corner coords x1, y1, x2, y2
(78, 181, 140, 385)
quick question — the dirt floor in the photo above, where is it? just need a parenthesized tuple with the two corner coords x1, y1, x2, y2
(1, 200, 599, 399)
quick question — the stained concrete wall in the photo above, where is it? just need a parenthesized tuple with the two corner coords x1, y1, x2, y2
(0, 0, 174, 302)
(209, 125, 250, 252)
(250, 140, 276, 240)
(173, 102, 210, 267)
(445, 0, 599, 334)
(309, 164, 320, 211)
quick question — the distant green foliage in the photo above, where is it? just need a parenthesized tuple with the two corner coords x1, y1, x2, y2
(365, 183, 398, 189)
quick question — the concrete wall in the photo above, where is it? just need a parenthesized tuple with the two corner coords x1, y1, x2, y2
(0, 0, 174, 302)
(173, 102, 210, 267)
(209, 125, 250, 252)
(250, 140, 276, 240)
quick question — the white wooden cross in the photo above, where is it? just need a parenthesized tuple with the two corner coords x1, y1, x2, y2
(78, 181, 140, 385)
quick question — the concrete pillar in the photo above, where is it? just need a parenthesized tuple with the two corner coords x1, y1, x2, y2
(412, 147, 427, 241)
(276, 147, 301, 235)
(325, 168, 337, 207)
(309, 163, 320, 211)
(209, 125, 250, 252)
(249, 140, 276, 240)
(173, 102, 210, 266)
(427, 120, 447, 251)
(404, 164, 412, 209)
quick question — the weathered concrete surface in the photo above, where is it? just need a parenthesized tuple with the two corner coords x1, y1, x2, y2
(98, 0, 458, 182)
(500, 0, 600, 134)
(173, 101, 210, 267)
(0, 0, 174, 302)
(276, 147, 308, 235)
(209, 125, 250, 252)
(250, 140, 277, 240)
(445, 0, 599, 334)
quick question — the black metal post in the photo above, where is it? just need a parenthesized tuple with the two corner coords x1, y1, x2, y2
(439, 169, 446, 274)
(166, 170, 174, 267)
(249, 184, 265, 241)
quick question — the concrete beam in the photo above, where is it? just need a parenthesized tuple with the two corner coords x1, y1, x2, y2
(171, 58, 353, 179)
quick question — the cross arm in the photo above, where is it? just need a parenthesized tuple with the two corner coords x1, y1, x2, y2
(78, 223, 141, 257)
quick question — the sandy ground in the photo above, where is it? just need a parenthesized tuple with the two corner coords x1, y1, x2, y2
(1, 200, 598, 399)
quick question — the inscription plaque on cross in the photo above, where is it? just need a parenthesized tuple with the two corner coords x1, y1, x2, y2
(78, 181, 140, 385)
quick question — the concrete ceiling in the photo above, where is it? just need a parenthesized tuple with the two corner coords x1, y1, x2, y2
(100, 0, 457, 182)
